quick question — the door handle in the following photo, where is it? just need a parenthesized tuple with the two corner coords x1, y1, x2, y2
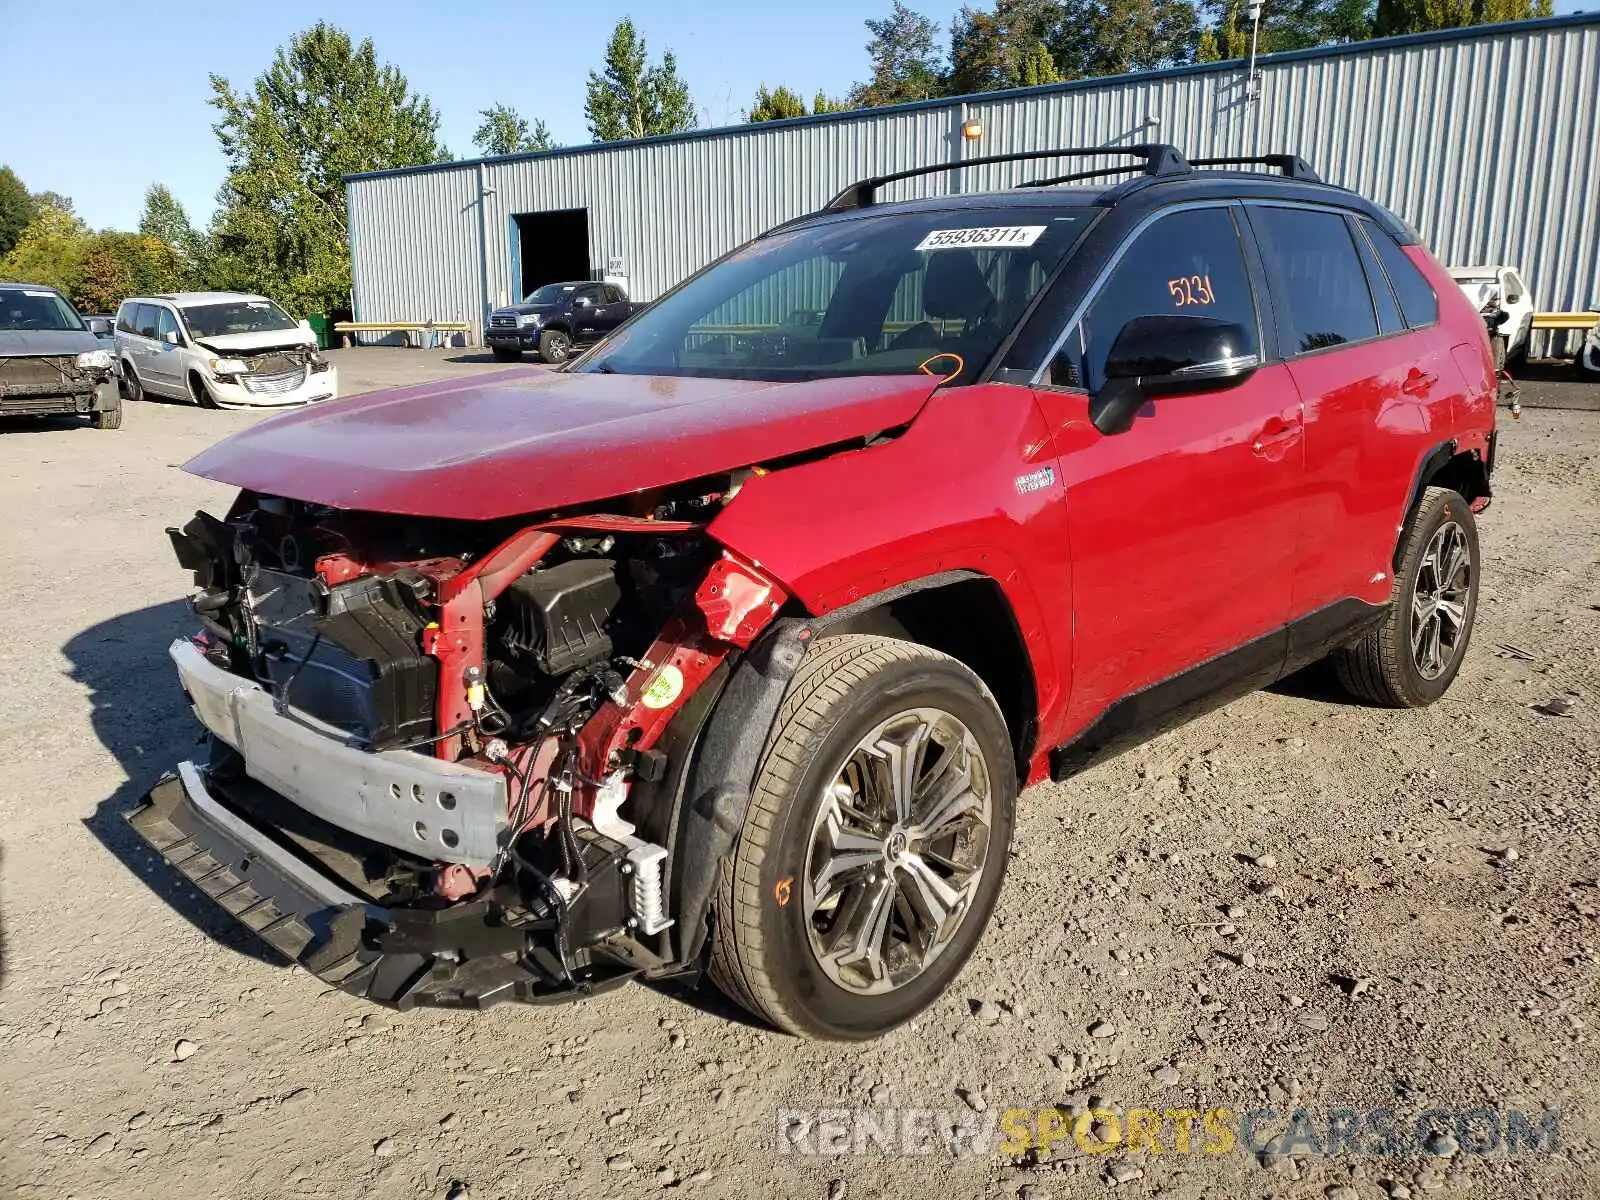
(1251, 417, 1303, 457)
(1402, 369, 1438, 397)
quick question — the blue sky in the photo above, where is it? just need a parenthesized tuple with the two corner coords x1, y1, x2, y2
(0, 0, 1587, 233)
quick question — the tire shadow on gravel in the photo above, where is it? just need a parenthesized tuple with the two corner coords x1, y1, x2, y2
(64, 598, 284, 967)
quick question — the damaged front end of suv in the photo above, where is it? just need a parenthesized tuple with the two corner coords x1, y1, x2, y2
(136, 473, 802, 1008)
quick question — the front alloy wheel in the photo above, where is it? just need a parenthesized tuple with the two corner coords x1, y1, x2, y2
(711, 635, 1015, 1040)
(803, 708, 993, 996)
(538, 329, 571, 364)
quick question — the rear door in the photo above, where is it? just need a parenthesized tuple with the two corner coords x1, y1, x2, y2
(1030, 203, 1303, 733)
(1245, 203, 1458, 632)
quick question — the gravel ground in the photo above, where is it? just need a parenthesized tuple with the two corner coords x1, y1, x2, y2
(1, 365, 1597, 1200)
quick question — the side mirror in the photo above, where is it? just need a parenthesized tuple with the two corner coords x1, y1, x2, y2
(298, 319, 313, 333)
(1091, 314, 1259, 435)
(87, 317, 112, 337)
(163, 329, 180, 346)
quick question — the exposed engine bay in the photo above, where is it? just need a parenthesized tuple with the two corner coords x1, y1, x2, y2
(194, 342, 326, 376)
(158, 476, 787, 1006)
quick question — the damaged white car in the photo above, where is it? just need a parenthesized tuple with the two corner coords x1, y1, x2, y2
(114, 291, 337, 409)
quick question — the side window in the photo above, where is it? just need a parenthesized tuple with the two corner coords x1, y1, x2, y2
(1063, 207, 1259, 392)
(1252, 206, 1378, 353)
(1359, 217, 1439, 329)
(155, 307, 179, 343)
(1350, 217, 1405, 335)
(115, 303, 135, 334)
(134, 304, 160, 339)
(601, 285, 622, 304)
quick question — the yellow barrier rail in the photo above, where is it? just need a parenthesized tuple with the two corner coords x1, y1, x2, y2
(1530, 311, 1599, 331)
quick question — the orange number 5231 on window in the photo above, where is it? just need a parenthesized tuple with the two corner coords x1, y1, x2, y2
(1167, 274, 1216, 307)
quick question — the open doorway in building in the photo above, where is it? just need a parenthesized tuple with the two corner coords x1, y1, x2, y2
(512, 208, 591, 302)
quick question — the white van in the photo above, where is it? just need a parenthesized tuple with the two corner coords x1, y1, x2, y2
(114, 292, 337, 409)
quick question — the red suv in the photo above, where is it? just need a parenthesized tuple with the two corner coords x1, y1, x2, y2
(131, 146, 1495, 1040)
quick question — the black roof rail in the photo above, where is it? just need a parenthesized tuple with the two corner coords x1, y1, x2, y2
(1017, 164, 1155, 188)
(1188, 154, 1321, 182)
(824, 143, 1191, 211)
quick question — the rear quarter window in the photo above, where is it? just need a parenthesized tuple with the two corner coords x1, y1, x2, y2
(1360, 217, 1439, 329)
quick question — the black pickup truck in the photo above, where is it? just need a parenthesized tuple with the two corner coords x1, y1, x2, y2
(485, 281, 641, 364)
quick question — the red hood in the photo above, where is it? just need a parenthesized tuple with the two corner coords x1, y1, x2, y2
(183, 368, 938, 519)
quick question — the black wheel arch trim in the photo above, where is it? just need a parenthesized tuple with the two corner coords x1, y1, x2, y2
(1394, 441, 1458, 571)
(656, 570, 1036, 973)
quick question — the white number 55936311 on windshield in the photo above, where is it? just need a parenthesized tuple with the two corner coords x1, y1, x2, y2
(915, 225, 1047, 251)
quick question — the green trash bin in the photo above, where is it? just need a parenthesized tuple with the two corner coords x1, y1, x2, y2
(306, 312, 331, 350)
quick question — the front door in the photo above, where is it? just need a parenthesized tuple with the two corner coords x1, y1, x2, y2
(1030, 204, 1304, 740)
(148, 306, 185, 396)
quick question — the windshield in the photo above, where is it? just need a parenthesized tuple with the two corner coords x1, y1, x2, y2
(181, 298, 298, 339)
(524, 283, 579, 305)
(0, 287, 85, 332)
(578, 206, 1092, 383)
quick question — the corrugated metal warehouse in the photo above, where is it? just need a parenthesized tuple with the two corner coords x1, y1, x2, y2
(345, 12, 1600, 344)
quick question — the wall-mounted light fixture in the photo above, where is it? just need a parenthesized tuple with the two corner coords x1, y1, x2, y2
(961, 118, 984, 141)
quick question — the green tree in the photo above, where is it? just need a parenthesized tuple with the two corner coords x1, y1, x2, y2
(1373, 0, 1547, 36)
(851, 2, 948, 107)
(1201, 0, 1373, 56)
(1090, 0, 1202, 73)
(206, 22, 448, 314)
(0, 167, 34, 259)
(73, 233, 186, 314)
(31, 190, 75, 217)
(950, 0, 1073, 92)
(473, 102, 555, 156)
(812, 91, 852, 114)
(0, 204, 88, 293)
(748, 85, 810, 122)
(584, 18, 696, 141)
(138, 183, 204, 275)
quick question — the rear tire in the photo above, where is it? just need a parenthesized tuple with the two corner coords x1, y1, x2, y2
(709, 634, 1016, 1040)
(120, 362, 143, 402)
(537, 328, 572, 364)
(1333, 486, 1479, 707)
(491, 346, 521, 362)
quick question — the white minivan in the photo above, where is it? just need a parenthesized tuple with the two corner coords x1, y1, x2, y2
(114, 292, 337, 409)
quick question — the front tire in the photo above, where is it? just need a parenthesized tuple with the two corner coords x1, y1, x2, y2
(491, 345, 521, 363)
(92, 401, 123, 430)
(1333, 486, 1480, 707)
(1577, 341, 1600, 380)
(710, 635, 1016, 1040)
(189, 372, 219, 409)
(537, 328, 571, 364)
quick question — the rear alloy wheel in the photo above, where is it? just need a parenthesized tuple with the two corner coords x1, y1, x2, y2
(710, 635, 1016, 1039)
(1333, 486, 1480, 706)
(537, 328, 571, 364)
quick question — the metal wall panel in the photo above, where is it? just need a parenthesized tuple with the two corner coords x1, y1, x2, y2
(347, 15, 1599, 344)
